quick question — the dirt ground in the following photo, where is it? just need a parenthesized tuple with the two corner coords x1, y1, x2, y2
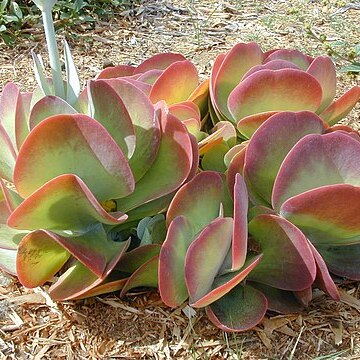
(0, 1, 359, 359)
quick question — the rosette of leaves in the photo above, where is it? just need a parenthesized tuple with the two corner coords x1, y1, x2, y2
(209, 42, 360, 139)
(243, 111, 360, 284)
(95, 52, 210, 140)
(0, 79, 197, 301)
(158, 171, 337, 332)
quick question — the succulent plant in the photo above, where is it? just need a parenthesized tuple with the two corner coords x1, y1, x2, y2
(243, 110, 360, 282)
(0, 78, 197, 300)
(209, 42, 360, 139)
(158, 171, 339, 331)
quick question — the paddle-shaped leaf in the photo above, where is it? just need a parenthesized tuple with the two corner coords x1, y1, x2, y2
(17, 230, 71, 288)
(191, 255, 262, 308)
(228, 69, 322, 122)
(232, 174, 248, 270)
(206, 284, 267, 332)
(87, 80, 136, 159)
(244, 111, 325, 204)
(280, 184, 360, 245)
(8, 174, 128, 232)
(0, 124, 17, 182)
(316, 243, 360, 280)
(117, 105, 192, 212)
(306, 56, 336, 113)
(308, 242, 339, 300)
(319, 86, 360, 125)
(166, 171, 224, 232)
(134, 53, 186, 74)
(29, 95, 77, 129)
(272, 132, 360, 210)
(248, 214, 316, 290)
(159, 216, 194, 307)
(14, 114, 135, 201)
(149, 60, 199, 105)
(98, 79, 160, 181)
(185, 217, 233, 305)
(120, 255, 159, 296)
(213, 42, 263, 120)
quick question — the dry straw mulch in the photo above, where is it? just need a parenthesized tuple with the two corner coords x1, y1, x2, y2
(0, 1, 359, 358)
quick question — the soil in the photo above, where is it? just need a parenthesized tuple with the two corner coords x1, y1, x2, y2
(0, 1, 359, 359)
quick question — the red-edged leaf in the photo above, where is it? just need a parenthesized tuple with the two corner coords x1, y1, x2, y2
(166, 171, 224, 233)
(0, 179, 23, 212)
(98, 79, 160, 181)
(137, 69, 163, 85)
(159, 216, 194, 307)
(263, 49, 311, 70)
(134, 53, 186, 74)
(191, 254, 262, 308)
(29, 95, 77, 129)
(248, 214, 316, 291)
(213, 43, 263, 121)
(248, 282, 303, 314)
(206, 284, 267, 332)
(17, 230, 71, 288)
(272, 132, 360, 210)
(237, 111, 281, 139)
(244, 111, 325, 204)
(307, 56, 336, 113)
(228, 69, 322, 122)
(280, 184, 360, 245)
(14, 114, 135, 201)
(319, 86, 360, 125)
(149, 60, 199, 105)
(49, 237, 128, 300)
(8, 174, 128, 231)
(241, 59, 300, 81)
(308, 242, 340, 300)
(49, 226, 129, 278)
(227, 147, 247, 194)
(185, 217, 233, 305)
(316, 243, 360, 280)
(232, 174, 248, 270)
(88, 80, 136, 159)
(116, 244, 161, 273)
(187, 79, 209, 117)
(0, 123, 17, 182)
(71, 272, 129, 300)
(96, 65, 135, 79)
(117, 105, 192, 212)
(120, 255, 159, 296)
(169, 101, 201, 122)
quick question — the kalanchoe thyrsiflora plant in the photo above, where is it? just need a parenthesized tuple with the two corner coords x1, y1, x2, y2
(94, 53, 210, 138)
(242, 111, 360, 283)
(209, 42, 360, 139)
(0, 78, 197, 301)
(158, 171, 338, 331)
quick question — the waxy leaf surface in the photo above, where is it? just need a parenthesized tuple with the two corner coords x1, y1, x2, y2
(185, 217, 233, 305)
(166, 171, 224, 233)
(149, 60, 199, 105)
(272, 132, 360, 210)
(244, 111, 325, 204)
(280, 185, 360, 244)
(17, 230, 70, 288)
(8, 175, 128, 232)
(228, 69, 322, 122)
(159, 216, 194, 307)
(206, 284, 267, 332)
(117, 108, 192, 212)
(14, 114, 134, 201)
(248, 215, 316, 291)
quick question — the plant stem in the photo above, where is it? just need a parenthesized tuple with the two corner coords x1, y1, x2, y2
(41, 7, 65, 99)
